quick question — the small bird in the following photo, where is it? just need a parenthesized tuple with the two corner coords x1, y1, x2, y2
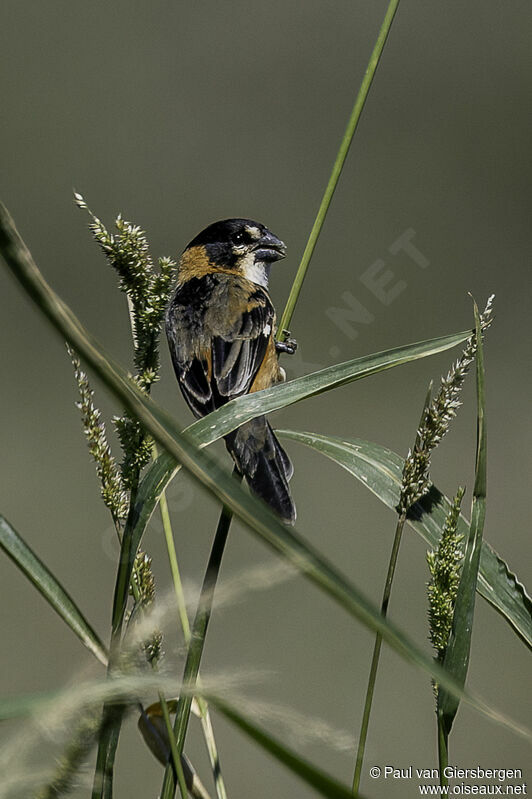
(165, 218, 297, 523)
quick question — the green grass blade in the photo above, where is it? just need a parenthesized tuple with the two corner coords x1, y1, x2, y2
(278, 431, 531, 650)
(0, 514, 108, 666)
(437, 302, 487, 733)
(2, 202, 529, 739)
(128, 329, 472, 593)
(192, 329, 471, 428)
(206, 696, 364, 799)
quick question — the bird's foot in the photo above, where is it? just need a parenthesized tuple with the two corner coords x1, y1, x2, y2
(276, 330, 298, 355)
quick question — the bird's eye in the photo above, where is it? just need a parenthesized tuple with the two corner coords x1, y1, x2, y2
(232, 231, 247, 245)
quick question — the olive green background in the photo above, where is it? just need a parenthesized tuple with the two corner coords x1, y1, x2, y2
(1, 2, 530, 797)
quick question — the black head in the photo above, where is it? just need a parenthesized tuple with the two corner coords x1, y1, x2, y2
(185, 218, 286, 277)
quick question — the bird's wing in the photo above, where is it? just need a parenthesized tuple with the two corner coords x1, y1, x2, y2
(166, 276, 275, 417)
(211, 293, 273, 398)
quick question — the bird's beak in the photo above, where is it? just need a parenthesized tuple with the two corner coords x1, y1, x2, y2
(253, 231, 287, 262)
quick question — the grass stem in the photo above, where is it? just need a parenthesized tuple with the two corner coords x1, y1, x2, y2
(353, 374, 434, 794)
(437, 710, 449, 788)
(158, 693, 189, 799)
(159, 486, 191, 640)
(160, 470, 242, 799)
(352, 512, 406, 794)
(277, 0, 401, 339)
(156, 445, 228, 799)
(92, 477, 141, 799)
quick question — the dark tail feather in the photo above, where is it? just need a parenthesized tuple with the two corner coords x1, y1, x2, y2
(225, 416, 296, 524)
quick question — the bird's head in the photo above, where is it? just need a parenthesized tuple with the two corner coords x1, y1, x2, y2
(181, 218, 286, 288)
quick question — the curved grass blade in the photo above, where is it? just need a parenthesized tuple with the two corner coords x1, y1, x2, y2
(2, 202, 530, 740)
(128, 328, 472, 596)
(191, 329, 471, 431)
(0, 515, 107, 666)
(437, 301, 487, 734)
(206, 696, 364, 799)
(278, 431, 532, 650)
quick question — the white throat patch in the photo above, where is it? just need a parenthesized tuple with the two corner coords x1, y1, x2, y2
(241, 253, 270, 288)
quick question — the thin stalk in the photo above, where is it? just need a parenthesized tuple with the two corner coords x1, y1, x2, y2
(91, 474, 143, 799)
(160, 472, 242, 799)
(353, 376, 433, 794)
(437, 710, 449, 788)
(198, 709, 226, 799)
(352, 512, 406, 794)
(155, 445, 228, 799)
(159, 486, 191, 639)
(159, 693, 189, 799)
(277, 0, 401, 339)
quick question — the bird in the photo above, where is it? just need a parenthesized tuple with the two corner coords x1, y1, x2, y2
(165, 218, 297, 524)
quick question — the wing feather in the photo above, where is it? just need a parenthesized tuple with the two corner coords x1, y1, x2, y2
(166, 275, 275, 418)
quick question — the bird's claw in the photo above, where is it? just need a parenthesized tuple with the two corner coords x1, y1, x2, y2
(276, 330, 298, 355)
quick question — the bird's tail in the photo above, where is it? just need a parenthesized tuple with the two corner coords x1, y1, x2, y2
(225, 416, 296, 524)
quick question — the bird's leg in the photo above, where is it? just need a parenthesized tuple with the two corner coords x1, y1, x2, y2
(275, 330, 298, 355)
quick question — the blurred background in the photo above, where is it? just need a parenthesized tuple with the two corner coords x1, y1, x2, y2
(1, 2, 530, 797)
